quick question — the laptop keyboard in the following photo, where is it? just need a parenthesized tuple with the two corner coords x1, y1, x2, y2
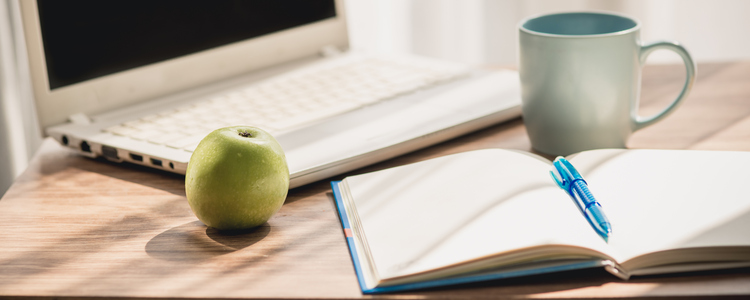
(103, 56, 468, 152)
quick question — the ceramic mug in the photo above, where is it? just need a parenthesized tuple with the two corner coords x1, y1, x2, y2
(519, 11, 696, 156)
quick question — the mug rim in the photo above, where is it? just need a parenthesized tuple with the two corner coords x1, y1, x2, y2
(518, 11, 641, 38)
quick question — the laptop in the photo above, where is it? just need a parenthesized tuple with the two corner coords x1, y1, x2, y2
(18, 0, 521, 188)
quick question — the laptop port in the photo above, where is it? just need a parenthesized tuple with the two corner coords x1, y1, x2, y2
(61, 135, 69, 145)
(169, 162, 175, 169)
(150, 158, 163, 167)
(101, 146, 119, 159)
(129, 153, 143, 162)
(80, 141, 91, 153)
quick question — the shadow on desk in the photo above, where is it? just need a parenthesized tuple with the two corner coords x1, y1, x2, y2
(146, 220, 271, 262)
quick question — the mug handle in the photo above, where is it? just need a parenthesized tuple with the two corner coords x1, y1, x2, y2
(633, 41, 697, 131)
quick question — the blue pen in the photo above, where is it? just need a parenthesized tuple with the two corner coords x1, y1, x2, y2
(550, 157, 612, 242)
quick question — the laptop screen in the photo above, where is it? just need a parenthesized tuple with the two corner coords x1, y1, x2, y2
(37, 0, 336, 90)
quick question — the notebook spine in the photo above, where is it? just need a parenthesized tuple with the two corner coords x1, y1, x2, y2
(602, 260, 631, 280)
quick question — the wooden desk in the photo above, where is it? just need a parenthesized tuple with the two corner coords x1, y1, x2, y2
(2, 62, 750, 299)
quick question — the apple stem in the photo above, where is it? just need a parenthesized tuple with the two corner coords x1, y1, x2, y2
(239, 130, 253, 138)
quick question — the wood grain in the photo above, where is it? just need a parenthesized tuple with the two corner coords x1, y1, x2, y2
(1, 62, 749, 299)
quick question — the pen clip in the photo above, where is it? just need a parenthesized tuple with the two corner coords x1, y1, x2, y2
(550, 157, 570, 194)
(550, 169, 566, 190)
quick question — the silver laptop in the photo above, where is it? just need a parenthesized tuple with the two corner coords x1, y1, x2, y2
(19, 0, 521, 188)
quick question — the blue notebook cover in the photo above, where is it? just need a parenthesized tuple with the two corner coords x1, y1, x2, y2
(330, 180, 606, 294)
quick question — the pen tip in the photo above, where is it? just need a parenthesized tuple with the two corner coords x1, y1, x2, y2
(600, 222, 612, 242)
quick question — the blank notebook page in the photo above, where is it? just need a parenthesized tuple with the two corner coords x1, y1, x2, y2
(345, 149, 607, 279)
(570, 149, 750, 263)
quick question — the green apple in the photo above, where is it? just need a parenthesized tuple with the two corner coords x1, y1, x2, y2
(185, 126, 289, 230)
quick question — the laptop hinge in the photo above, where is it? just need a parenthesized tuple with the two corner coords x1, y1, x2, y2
(319, 45, 343, 58)
(68, 113, 92, 125)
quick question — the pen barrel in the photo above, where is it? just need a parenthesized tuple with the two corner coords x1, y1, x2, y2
(572, 180, 612, 236)
(572, 180, 596, 206)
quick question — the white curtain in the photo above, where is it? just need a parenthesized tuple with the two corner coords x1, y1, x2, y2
(0, 0, 41, 195)
(347, 0, 750, 65)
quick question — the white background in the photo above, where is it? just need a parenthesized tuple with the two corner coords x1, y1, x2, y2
(347, 0, 750, 65)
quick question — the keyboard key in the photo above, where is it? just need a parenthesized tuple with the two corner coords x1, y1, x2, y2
(147, 132, 187, 145)
(139, 114, 161, 122)
(183, 142, 201, 152)
(166, 134, 206, 149)
(183, 126, 211, 136)
(104, 125, 138, 136)
(130, 130, 163, 141)
(269, 102, 360, 130)
(124, 120, 158, 131)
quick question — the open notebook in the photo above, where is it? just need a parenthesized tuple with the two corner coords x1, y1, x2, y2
(332, 148, 750, 293)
